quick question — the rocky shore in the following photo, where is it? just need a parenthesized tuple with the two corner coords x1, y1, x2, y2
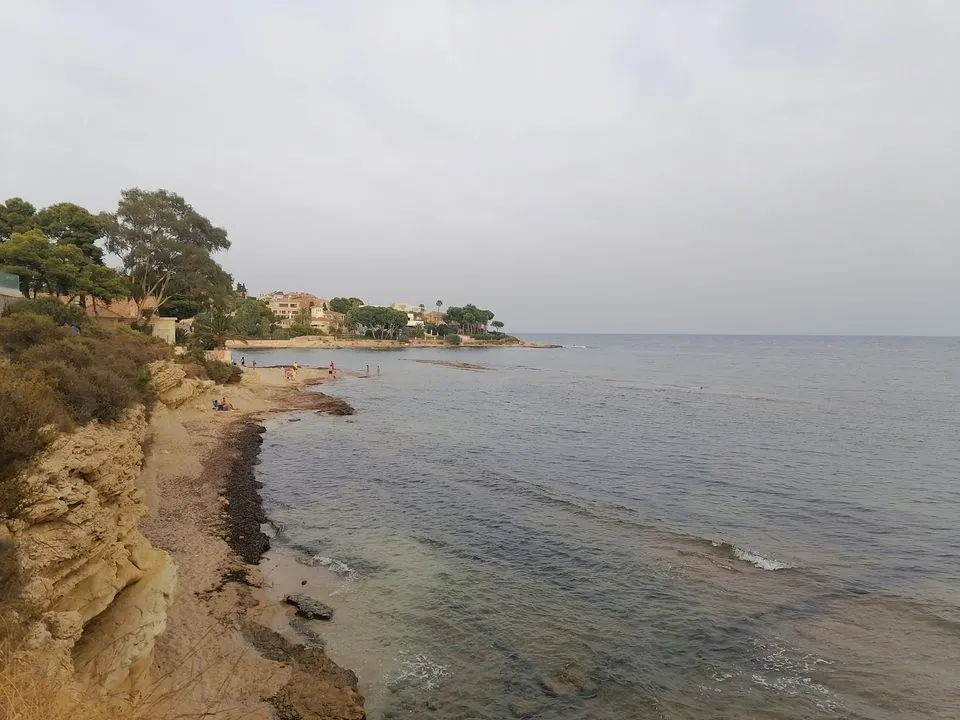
(0, 360, 367, 719)
(144, 367, 366, 719)
(226, 336, 560, 350)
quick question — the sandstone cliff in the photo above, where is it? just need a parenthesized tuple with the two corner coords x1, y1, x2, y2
(0, 361, 212, 696)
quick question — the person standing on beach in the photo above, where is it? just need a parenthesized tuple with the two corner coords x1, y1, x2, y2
(366, 364, 370, 376)
(241, 356, 245, 367)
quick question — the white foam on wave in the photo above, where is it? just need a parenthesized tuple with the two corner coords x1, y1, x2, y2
(387, 652, 449, 691)
(732, 546, 792, 571)
(310, 554, 357, 578)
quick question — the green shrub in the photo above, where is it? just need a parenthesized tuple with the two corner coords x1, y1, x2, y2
(2, 297, 87, 327)
(203, 358, 242, 384)
(444, 333, 462, 346)
(287, 323, 317, 338)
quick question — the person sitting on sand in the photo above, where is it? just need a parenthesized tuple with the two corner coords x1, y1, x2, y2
(221, 396, 235, 411)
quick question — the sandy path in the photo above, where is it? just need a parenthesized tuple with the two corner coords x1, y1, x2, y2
(137, 367, 359, 719)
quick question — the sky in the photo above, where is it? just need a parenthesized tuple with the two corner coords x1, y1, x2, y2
(2, 1, 958, 334)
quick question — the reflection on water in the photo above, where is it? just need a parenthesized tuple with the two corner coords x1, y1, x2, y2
(251, 336, 960, 719)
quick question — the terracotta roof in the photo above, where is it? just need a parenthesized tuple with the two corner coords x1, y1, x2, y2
(78, 296, 157, 319)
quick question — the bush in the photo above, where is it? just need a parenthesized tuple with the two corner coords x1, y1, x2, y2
(203, 358, 242, 384)
(0, 314, 173, 485)
(2, 297, 87, 327)
(0, 364, 60, 486)
(444, 333, 462, 346)
(287, 323, 317, 338)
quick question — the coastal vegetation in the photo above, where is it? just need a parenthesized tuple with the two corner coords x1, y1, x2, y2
(0, 305, 171, 488)
(329, 296, 364, 314)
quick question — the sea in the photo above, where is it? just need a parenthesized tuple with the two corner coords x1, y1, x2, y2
(243, 335, 960, 720)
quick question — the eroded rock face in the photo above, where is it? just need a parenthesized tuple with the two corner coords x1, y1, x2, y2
(149, 360, 215, 409)
(0, 409, 176, 696)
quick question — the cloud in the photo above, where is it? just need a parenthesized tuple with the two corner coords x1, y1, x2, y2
(2, 0, 958, 333)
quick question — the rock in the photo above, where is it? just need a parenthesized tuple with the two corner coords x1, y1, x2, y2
(149, 360, 215, 409)
(1, 408, 176, 695)
(285, 593, 334, 620)
(240, 621, 364, 719)
(510, 698, 547, 717)
(540, 663, 598, 698)
(289, 616, 326, 650)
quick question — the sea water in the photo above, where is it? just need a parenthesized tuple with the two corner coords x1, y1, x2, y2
(247, 335, 960, 719)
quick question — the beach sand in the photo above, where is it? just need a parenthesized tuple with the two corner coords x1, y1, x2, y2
(137, 366, 365, 719)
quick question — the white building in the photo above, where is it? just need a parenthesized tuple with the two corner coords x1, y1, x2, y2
(391, 302, 425, 327)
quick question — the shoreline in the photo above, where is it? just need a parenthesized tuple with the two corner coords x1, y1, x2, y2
(226, 337, 560, 350)
(139, 366, 367, 719)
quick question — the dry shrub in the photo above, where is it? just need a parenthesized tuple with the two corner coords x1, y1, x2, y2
(0, 365, 61, 488)
(0, 314, 173, 486)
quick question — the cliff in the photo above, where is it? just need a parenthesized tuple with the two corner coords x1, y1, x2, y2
(0, 361, 213, 696)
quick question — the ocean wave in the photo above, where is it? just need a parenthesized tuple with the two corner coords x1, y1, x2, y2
(387, 652, 449, 691)
(310, 554, 358, 578)
(711, 541, 795, 571)
(733, 547, 793, 571)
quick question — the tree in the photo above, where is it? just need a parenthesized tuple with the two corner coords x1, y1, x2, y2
(103, 188, 231, 314)
(491, 320, 504, 332)
(231, 298, 276, 337)
(444, 304, 495, 335)
(236, 282, 248, 296)
(329, 297, 364, 314)
(0, 229, 124, 303)
(293, 306, 312, 325)
(346, 305, 409, 339)
(34, 202, 108, 263)
(435, 299, 443, 314)
(0, 198, 37, 240)
(192, 307, 234, 349)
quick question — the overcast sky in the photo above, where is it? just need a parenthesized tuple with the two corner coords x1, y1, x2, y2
(2, 1, 958, 334)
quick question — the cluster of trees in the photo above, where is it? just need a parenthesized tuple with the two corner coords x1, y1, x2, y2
(329, 297, 364, 314)
(345, 305, 409, 339)
(442, 304, 497, 335)
(0, 190, 235, 325)
(0, 201, 125, 304)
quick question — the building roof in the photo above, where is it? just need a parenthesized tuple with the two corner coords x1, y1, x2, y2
(83, 296, 158, 319)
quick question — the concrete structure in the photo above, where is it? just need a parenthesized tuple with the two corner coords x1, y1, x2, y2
(261, 291, 329, 328)
(149, 316, 176, 345)
(0, 271, 21, 313)
(80, 297, 175, 345)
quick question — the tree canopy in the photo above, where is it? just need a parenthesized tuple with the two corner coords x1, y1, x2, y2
(103, 188, 232, 313)
(34, 202, 108, 263)
(346, 305, 409, 339)
(230, 298, 277, 337)
(0, 229, 125, 302)
(0, 198, 37, 240)
(329, 297, 364, 314)
(444, 304, 495, 335)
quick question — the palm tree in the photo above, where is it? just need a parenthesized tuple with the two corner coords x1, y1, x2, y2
(435, 299, 443, 315)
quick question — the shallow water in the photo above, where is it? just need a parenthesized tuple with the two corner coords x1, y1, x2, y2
(249, 335, 960, 719)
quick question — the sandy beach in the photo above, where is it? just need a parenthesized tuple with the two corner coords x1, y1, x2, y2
(137, 365, 365, 719)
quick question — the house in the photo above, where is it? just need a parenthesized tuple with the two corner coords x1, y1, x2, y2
(422, 311, 444, 325)
(82, 297, 177, 344)
(261, 291, 330, 328)
(390, 302, 425, 328)
(0, 271, 21, 313)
